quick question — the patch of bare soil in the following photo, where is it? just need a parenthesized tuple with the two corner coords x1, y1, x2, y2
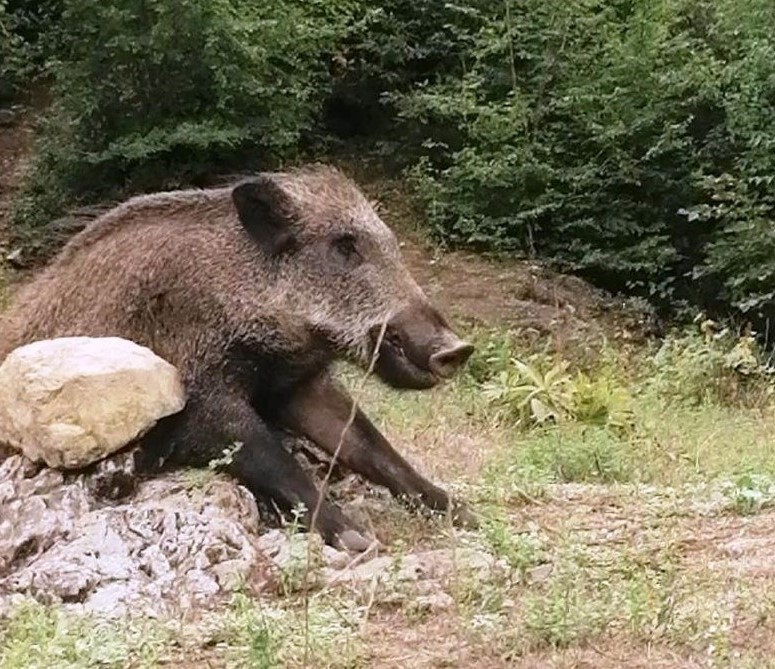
(363, 619, 709, 669)
(356, 486, 775, 669)
(509, 483, 775, 585)
(680, 508, 775, 580)
(363, 611, 504, 669)
(507, 644, 709, 669)
(0, 110, 32, 241)
(517, 486, 775, 668)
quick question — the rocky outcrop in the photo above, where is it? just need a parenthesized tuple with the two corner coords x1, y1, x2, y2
(0, 452, 275, 617)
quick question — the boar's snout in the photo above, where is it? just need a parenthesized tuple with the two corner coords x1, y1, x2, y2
(429, 341, 475, 379)
(370, 301, 474, 390)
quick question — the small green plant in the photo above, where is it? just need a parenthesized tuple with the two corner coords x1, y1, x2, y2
(481, 514, 545, 575)
(644, 318, 774, 407)
(208, 441, 244, 470)
(465, 328, 520, 384)
(275, 504, 326, 596)
(227, 592, 279, 669)
(522, 569, 612, 650)
(482, 355, 573, 427)
(728, 473, 775, 515)
(571, 371, 634, 432)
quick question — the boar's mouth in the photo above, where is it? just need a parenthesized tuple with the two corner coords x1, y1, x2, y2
(368, 321, 474, 390)
(370, 325, 439, 390)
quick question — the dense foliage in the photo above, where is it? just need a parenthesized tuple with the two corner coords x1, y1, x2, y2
(6, 0, 356, 246)
(3, 0, 775, 326)
(395, 0, 775, 323)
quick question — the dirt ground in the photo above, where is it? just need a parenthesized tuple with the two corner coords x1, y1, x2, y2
(0, 112, 32, 240)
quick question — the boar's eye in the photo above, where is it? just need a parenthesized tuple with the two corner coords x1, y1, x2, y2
(331, 233, 361, 265)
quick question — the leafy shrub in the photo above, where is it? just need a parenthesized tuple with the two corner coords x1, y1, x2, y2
(393, 0, 775, 323)
(11, 0, 355, 247)
(321, 1, 481, 144)
(475, 333, 634, 431)
(7, 0, 775, 329)
(482, 355, 573, 427)
(571, 372, 634, 432)
(643, 318, 774, 406)
(0, 1, 30, 102)
(1, 0, 63, 94)
(465, 328, 520, 385)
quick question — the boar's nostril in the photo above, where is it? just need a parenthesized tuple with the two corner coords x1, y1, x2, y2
(429, 342, 475, 378)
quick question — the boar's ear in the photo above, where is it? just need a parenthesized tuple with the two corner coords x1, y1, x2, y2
(232, 177, 296, 256)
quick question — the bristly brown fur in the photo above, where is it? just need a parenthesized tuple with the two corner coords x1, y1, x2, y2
(0, 164, 474, 546)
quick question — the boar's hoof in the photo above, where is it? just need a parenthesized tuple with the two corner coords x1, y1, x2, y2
(335, 529, 375, 553)
(450, 502, 479, 530)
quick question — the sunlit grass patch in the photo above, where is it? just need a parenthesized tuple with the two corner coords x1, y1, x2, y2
(211, 592, 365, 669)
(0, 601, 173, 669)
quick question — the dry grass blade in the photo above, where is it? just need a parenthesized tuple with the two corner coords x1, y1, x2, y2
(301, 318, 388, 667)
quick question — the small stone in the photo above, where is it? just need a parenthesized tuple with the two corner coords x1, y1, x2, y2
(325, 547, 497, 588)
(211, 559, 249, 590)
(256, 529, 289, 563)
(257, 528, 324, 573)
(4, 249, 24, 270)
(526, 563, 553, 583)
(83, 583, 132, 617)
(415, 591, 455, 612)
(185, 569, 220, 598)
(322, 545, 350, 570)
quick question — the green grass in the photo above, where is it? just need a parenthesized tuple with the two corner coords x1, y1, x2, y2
(483, 399, 775, 492)
(215, 592, 365, 669)
(0, 601, 173, 669)
(0, 593, 366, 669)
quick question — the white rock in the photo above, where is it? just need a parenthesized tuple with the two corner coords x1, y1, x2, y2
(415, 591, 455, 612)
(322, 545, 351, 570)
(256, 528, 324, 571)
(0, 337, 186, 469)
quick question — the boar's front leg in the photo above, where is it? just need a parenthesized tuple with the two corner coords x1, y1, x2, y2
(152, 386, 373, 552)
(278, 372, 476, 527)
